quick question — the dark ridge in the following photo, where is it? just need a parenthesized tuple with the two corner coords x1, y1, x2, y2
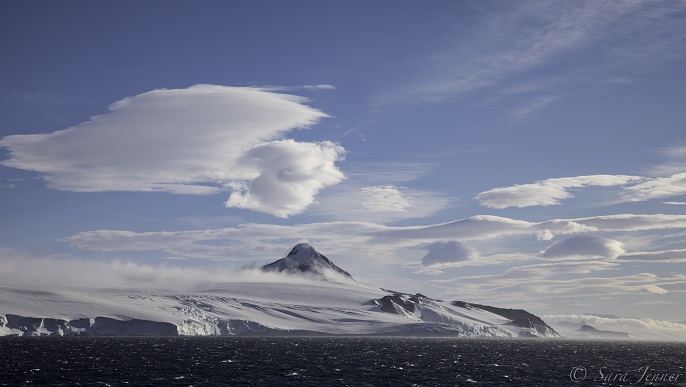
(452, 301, 559, 335)
(374, 295, 417, 314)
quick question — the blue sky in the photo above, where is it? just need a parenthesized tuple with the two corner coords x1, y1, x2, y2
(2, 1, 686, 322)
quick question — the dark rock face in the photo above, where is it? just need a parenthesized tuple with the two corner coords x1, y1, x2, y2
(452, 301, 559, 336)
(579, 324, 631, 338)
(374, 294, 422, 314)
(261, 243, 354, 280)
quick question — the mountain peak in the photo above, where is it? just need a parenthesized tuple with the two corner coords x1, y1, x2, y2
(287, 243, 317, 257)
(262, 244, 354, 281)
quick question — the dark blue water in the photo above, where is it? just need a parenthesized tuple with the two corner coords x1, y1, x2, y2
(0, 337, 684, 386)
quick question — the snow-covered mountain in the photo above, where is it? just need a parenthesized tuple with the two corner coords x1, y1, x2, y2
(261, 243, 354, 280)
(1, 244, 559, 338)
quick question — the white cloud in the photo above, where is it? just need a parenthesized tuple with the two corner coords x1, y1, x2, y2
(258, 84, 337, 92)
(0, 85, 342, 217)
(634, 301, 674, 306)
(433, 261, 619, 284)
(421, 241, 478, 267)
(560, 214, 686, 232)
(664, 201, 686, 205)
(309, 163, 452, 222)
(360, 185, 412, 213)
(541, 235, 625, 259)
(225, 140, 345, 218)
(476, 175, 643, 209)
(0, 247, 346, 290)
(61, 213, 686, 261)
(618, 249, 686, 263)
(623, 173, 686, 202)
(432, 270, 679, 307)
(302, 84, 336, 90)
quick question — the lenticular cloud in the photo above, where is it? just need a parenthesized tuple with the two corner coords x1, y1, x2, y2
(541, 234, 625, 259)
(0, 85, 343, 217)
(421, 241, 478, 267)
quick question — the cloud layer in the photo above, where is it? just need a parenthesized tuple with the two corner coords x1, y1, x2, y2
(0, 85, 342, 217)
(476, 175, 642, 209)
(544, 314, 686, 340)
(541, 235, 625, 259)
(60, 213, 686, 262)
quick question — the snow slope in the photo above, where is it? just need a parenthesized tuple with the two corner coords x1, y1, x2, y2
(0, 244, 559, 338)
(0, 282, 556, 337)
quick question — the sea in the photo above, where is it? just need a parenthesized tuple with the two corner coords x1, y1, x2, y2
(1, 337, 684, 386)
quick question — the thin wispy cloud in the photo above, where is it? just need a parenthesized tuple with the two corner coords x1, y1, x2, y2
(376, 0, 686, 117)
(618, 248, 686, 264)
(432, 270, 679, 305)
(309, 162, 452, 222)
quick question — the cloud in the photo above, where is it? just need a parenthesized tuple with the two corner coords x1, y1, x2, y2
(618, 249, 686, 263)
(509, 95, 559, 119)
(421, 241, 478, 267)
(645, 144, 686, 176)
(541, 235, 625, 259)
(543, 314, 686, 340)
(0, 248, 348, 290)
(634, 301, 674, 306)
(434, 261, 619, 284)
(308, 163, 452, 222)
(377, 0, 686, 110)
(432, 270, 679, 307)
(360, 185, 413, 213)
(225, 140, 345, 217)
(0, 85, 342, 217)
(622, 173, 686, 202)
(258, 84, 337, 92)
(560, 214, 686, 232)
(61, 213, 686, 261)
(664, 201, 686, 205)
(476, 175, 643, 209)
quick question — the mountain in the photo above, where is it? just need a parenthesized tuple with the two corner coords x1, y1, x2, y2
(579, 324, 631, 338)
(261, 243, 354, 280)
(1, 244, 559, 338)
(451, 301, 557, 337)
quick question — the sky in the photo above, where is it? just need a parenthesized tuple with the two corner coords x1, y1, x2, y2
(1, 0, 686, 324)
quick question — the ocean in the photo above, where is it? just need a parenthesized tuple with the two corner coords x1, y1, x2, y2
(1, 337, 684, 386)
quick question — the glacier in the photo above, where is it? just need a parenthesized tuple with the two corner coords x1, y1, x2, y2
(0, 244, 559, 338)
